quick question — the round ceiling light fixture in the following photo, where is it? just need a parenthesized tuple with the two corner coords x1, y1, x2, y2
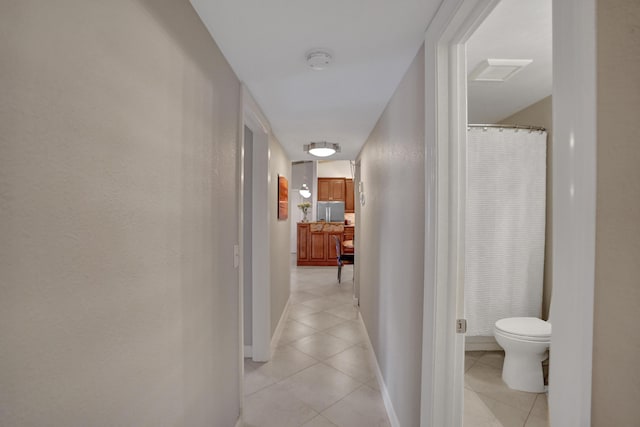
(303, 141, 341, 158)
(306, 49, 333, 71)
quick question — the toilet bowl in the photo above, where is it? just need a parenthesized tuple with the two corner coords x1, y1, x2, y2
(494, 317, 551, 393)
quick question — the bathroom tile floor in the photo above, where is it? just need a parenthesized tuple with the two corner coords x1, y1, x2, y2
(464, 351, 549, 427)
(242, 263, 391, 427)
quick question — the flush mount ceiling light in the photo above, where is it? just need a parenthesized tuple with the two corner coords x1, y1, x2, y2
(306, 49, 333, 71)
(469, 59, 533, 82)
(303, 141, 340, 157)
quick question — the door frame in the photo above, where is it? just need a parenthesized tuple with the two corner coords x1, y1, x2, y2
(421, 0, 597, 425)
(547, 1, 597, 424)
(421, 2, 500, 425)
(240, 85, 272, 364)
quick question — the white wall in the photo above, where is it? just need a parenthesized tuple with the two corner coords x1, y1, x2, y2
(317, 160, 353, 178)
(269, 139, 292, 334)
(0, 1, 241, 425)
(292, 161, 314, 188)
(357, 45, 425, 427)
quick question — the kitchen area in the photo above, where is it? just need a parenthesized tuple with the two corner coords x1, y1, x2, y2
(291, 160, 355, 266)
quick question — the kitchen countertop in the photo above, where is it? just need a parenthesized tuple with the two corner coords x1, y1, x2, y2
(298, 222, 354, 230)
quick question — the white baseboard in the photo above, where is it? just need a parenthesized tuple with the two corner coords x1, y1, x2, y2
(270, 297, 291, 349)
(358, 313, 401, 427)
(465, 335, 501, 351)
(244, 345, 253, 358)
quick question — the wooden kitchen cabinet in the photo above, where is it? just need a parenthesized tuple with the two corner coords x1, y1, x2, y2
(317, 178, 346, 201)
(343, 226, 354, 241)
(297, 223, 310, 261)
(317, 179, 330, 201)
(345, 179, 354, 213)
(297, 222, 347, 266)
(343, 225, 354, 254)
(310, 230, 327, 261)
(329, 179, 345, 201)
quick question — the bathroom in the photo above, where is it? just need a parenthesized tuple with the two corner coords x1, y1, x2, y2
(463, 0, 552, 426)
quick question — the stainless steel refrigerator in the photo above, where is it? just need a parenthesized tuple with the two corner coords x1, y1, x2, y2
(317, 201, 345, 223)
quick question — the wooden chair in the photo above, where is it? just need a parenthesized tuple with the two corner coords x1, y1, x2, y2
(332, 235, 354, 284)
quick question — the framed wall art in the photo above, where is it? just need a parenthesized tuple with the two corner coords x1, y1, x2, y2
(278, 175, 288, 220)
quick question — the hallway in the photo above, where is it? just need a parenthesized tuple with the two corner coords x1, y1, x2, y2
(242, 263, 391, 427)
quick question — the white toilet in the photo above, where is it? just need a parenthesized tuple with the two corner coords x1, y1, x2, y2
(494, 317, 551, 393)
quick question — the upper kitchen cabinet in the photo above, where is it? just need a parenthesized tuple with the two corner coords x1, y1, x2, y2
(345, 179, 354, 213)
(318, 178, 346, 201)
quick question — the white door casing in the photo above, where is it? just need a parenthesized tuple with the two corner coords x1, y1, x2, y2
(241, 85, 272, 363)
(548, 1, 596, 425)
(421, 3, 500, 425)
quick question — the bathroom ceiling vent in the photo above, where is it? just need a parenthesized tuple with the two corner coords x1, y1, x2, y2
(469, 59, 533, 82)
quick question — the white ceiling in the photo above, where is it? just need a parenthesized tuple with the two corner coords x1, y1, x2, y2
(190, 0, 441, 160)
(467, 0, 552, 124)
(190, 0, 551, 161)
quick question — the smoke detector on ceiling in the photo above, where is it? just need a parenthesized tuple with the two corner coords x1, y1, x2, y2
(469, 59, 533, 82)
(306, 49, 333, 71)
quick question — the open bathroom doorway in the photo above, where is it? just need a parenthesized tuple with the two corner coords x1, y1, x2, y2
(421, 0, 596, 425)
(463, 0, 553, 424)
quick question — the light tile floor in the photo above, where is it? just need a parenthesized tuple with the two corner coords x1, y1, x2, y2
(242, 263, 391, 427)
(464, 351, 549, 427)
(242, 260, 549, 427)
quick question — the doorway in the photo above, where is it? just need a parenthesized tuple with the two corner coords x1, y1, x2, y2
(242, 125, 254, 359)
(421, 0, 597, 426)
(241, 88, 272, 364)
(463, 0, 552, 425)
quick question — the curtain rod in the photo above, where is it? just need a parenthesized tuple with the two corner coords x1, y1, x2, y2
(468, 124, 546, 132)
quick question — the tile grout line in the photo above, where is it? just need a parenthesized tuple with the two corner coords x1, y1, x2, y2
(316, 382, 380, 423)
(243, 266, 372, 427)
(523, 393, 541, 426)
(464, 354, 547, 426)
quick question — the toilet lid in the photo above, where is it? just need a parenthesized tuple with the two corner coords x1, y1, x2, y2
(495, 317, 551, 337)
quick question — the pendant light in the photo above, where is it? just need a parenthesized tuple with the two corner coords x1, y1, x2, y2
(299, 184, 311, 198)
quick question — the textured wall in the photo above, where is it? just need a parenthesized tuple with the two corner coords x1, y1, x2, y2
(592, 0, 640, 424)
(269, 138, 292, 334)
(317, 160, 353, 178)
(500, 96, 553, 320)
(357, 45, 425, 427)
(0, 1, 241, 425)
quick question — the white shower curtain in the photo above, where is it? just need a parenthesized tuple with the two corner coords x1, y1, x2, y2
(464, 127, 547, 336)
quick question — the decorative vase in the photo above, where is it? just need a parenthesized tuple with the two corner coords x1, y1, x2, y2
(302, 210, 309, 222)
